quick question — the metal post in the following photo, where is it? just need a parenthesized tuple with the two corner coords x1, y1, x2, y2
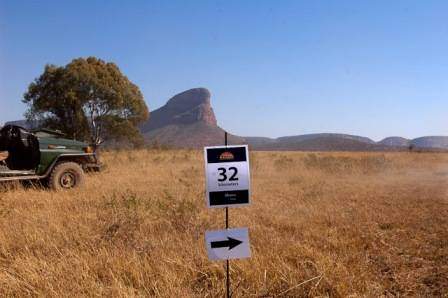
(225, 131, 230, 298)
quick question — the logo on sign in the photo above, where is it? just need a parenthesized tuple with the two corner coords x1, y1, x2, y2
(219, 151, 235, 161)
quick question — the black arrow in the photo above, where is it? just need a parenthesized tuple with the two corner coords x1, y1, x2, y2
(211, 237, 243, 250)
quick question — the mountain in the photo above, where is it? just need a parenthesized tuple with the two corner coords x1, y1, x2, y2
(140, 88, 244, 147)
(378, 137, 411, 147)
(246, 133, 378, 151)
(277, 133, 375, 144)
(377, 136, 448, 150)
(411, 136, 448, 149)
(5, 87, 448, 151)
(245, 135, 397, 151)
(140, 88, 217, 131)
(245, 134, 448, 151)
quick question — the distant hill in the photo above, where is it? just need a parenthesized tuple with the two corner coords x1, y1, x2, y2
(246, 133, 379, 151)
(378, 137, 411, 147)
(376, 136, 448, 150)
(139, 88, 244, 148)
(277, 133, 375, 144)
(245, 135, 397, 151)
(245, 134, 448, 152)
(411, 136, 448, 149)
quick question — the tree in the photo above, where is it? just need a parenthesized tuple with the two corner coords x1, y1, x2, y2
(23, 57, 149, 147)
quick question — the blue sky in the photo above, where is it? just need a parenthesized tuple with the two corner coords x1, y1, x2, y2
(1, 0, 447, 140)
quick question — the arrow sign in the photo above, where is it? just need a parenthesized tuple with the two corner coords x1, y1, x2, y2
(211, 237, 243, 250)
(205, 228, 251, 261)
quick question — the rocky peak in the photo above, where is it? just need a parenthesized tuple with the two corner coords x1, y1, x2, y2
(165, 88, 217, 126)
(140, 88, 217, 133)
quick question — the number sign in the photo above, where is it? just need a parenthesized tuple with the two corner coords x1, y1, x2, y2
(204, 145, 251, 208)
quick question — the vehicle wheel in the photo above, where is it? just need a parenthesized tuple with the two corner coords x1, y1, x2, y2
(49, 162, 85, 190)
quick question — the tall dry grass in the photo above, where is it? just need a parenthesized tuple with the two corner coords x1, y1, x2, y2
(0, 150, 447, 297)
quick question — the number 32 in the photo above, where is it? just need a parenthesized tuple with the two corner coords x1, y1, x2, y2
(218, 167, 238, 182)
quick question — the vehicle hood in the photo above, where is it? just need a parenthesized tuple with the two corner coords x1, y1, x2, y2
(38, 136, 88, 150)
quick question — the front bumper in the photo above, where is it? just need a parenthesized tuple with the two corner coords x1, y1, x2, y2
(85, 162, 103, 172)
(84, 153, 103, 172)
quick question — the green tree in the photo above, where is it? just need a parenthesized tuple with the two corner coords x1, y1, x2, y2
(23, 57, 149, 147)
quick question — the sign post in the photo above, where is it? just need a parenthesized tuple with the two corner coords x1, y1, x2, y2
(204, 132, 252, 298)
(225, 133, 230, 298)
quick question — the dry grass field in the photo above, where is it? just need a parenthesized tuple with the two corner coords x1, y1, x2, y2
(0, 150, 447, 297)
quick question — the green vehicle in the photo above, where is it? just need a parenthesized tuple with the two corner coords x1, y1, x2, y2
(0, 125, 101, 190)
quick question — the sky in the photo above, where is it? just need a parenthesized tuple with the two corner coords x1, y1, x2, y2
(1, 0, 447, 141)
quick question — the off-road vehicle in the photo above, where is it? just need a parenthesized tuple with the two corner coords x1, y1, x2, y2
(0, 125, 101, 190)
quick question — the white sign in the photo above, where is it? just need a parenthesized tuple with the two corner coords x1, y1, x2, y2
(204, 145, 251, 208)
(205, 228, 251, 261)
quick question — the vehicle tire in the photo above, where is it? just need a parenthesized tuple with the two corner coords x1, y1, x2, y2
(49, 162, 85, 190)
